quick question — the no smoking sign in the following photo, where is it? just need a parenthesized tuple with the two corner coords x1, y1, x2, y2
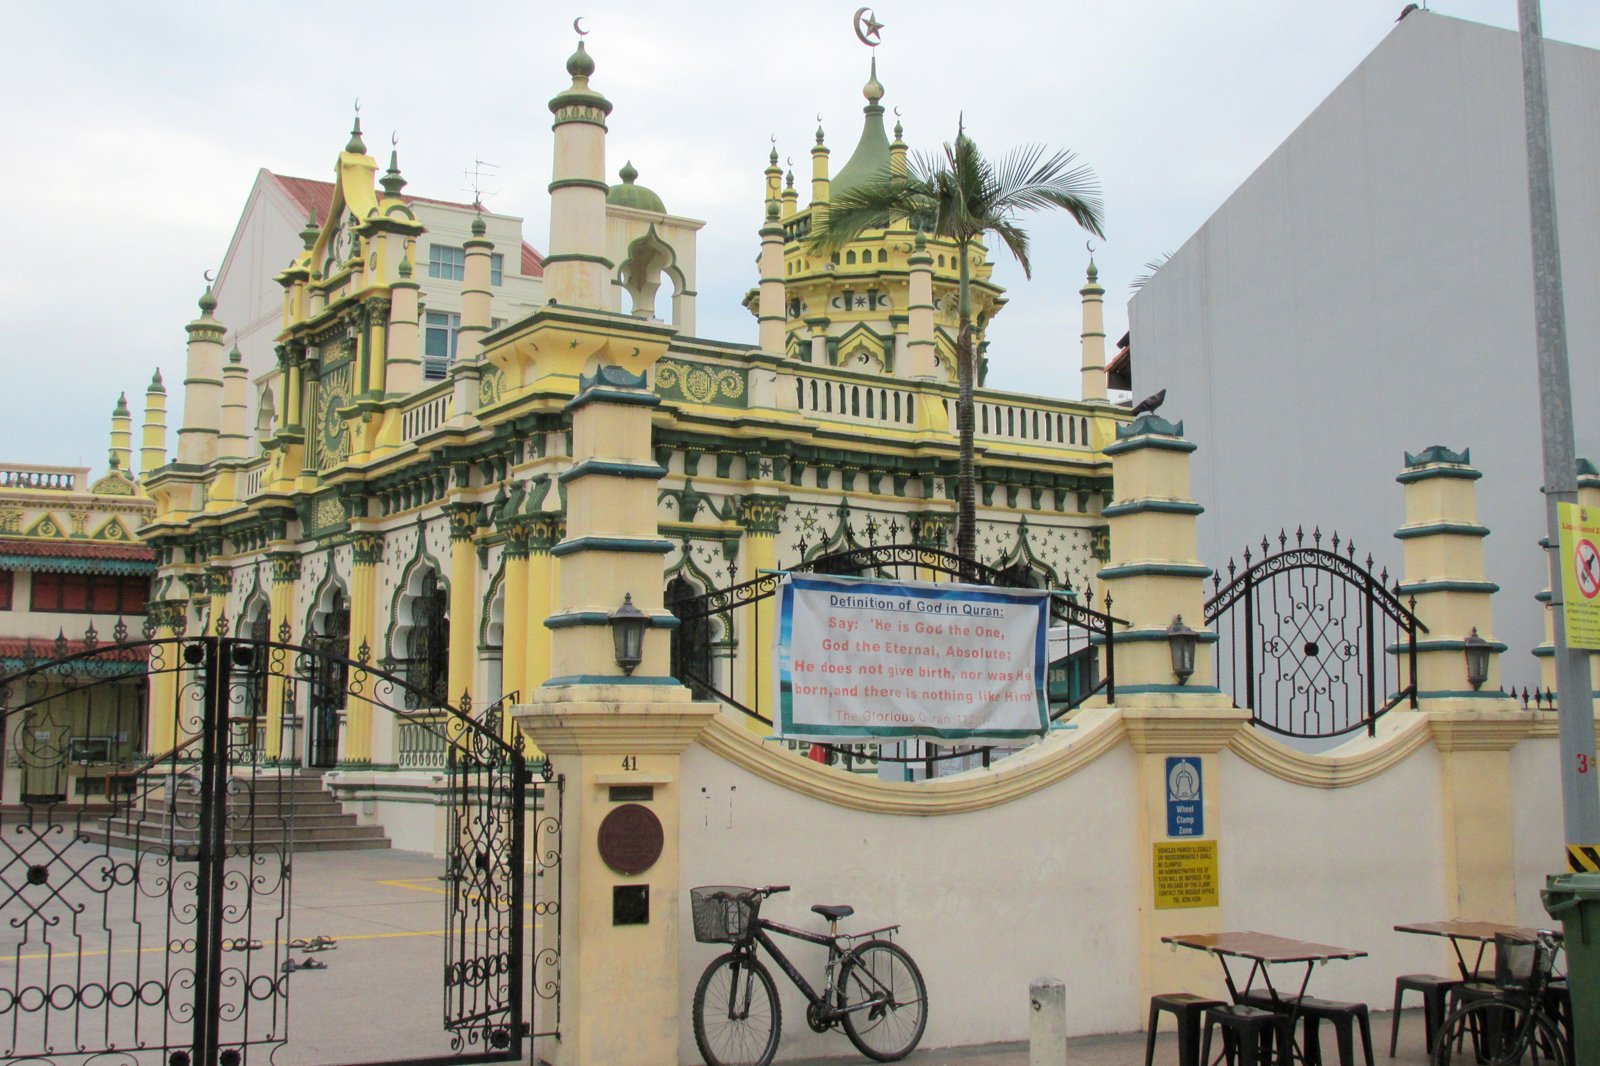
(1578, 539, 1600, 600)
(1558, 503, 1600, 649)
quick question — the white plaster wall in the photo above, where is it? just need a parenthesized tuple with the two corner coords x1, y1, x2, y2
(1127, 14, 1600, 691)
(677, 741, 1142, 1060)
(1510, 733, 1568, 925)
(1218, 747, 1453, 1004)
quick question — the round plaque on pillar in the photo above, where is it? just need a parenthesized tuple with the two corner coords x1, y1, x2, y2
(597, 803, 664, 876)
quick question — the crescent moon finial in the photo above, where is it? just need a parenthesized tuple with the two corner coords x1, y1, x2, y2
(353, 97, 360, 115)
(893, 106, 902, 117)
(1086, 241, 1096, 255)
(573, 16, 588, 36)
(853, 7, 884, 48)
(391, 130, 399, 148)
(771, 134, 777, 145)
(817, 112, 824, 124)
(787, 156, 794, 168)
(203, 269, 216, 284)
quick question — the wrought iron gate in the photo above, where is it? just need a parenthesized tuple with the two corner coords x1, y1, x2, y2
(666, 544, 1121, 772)
(1204, 528, 1424, 738)
(0, 625, 557, 1066)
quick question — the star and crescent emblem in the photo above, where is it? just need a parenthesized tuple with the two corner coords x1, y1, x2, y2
(853, 7, 884, 47)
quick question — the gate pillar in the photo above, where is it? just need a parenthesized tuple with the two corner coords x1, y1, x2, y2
(517, 363, 718, 1066)
(1097, 414, 1247, 1015)
(1396, 446, 1526, 922)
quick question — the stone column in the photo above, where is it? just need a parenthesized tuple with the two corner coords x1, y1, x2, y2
(344, 531, 385, 765)
(500, 521, 531, 709)
(445, 505, 479, 708)
(1396, 446, 1526, 921)
(735, 494, 788, 729)
(1079, 259, 1108, 402)
(264, 550, 300, 764)
(757, 201, 787, 356)
(515, 366, 717, 1066)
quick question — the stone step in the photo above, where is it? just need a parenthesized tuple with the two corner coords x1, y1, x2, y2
(80, 827, 393, 854)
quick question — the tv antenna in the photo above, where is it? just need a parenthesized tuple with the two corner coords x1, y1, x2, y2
(463, 157, 501, 210)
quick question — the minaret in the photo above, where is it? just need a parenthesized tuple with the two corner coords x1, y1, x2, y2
(458, 213, 494, 359)
(544, 39, 613, 309)
(109, 393, 133, 474)
(780, 170, 798, 219)
(906, 228, 937, 380)
(764, 146, 783, 208)
(219, 347, 250, 459)
(810, 124, 831, 219)
(177, 285, 226, 465)
(757, 198, 787, 355)
(140, 370, 168, 477)
(890, 118, 908, 175)
(1079, 257, 1108, 402)
(386, 243, 423, 395)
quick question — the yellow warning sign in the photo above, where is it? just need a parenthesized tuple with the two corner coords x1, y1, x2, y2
(1569, 844, 1600, 873)
(1557, 502, 1600, 650)
(1154, 840, 1219, 910)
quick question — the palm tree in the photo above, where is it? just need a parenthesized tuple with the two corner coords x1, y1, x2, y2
(811, 124, 1104, 561)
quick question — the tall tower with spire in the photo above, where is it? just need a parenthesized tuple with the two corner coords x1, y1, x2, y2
(1080, 257, 1108, 402)
(544, 39, 613, 310)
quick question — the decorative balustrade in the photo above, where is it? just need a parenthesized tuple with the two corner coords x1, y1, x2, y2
(0, 464, 85, 491)
(401, 390, 454, 442)
(787, 371, 920, 429)
(396, 711, 451, 769)
(239, 461, 266, 498)
(946, 398, 1092, 449)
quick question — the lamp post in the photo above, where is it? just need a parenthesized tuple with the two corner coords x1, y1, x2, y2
(609, 593, 647, 675)
(1166, 615, 1197, 686)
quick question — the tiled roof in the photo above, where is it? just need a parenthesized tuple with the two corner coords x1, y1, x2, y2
(269, 173, 544, 278)
(0, 539, 153, 562)
(0, 638, 149, 664)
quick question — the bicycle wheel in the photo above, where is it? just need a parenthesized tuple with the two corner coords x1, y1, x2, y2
(692, 951, 782, 1066)
(1432, 998, 1566, 1066)
(838, 940, 928, 1062)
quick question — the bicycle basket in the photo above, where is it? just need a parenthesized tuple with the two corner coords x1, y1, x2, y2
(1493, 932, 1552, 993)
(691, 886, 761, 944)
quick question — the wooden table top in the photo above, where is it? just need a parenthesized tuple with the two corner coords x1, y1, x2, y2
(1162, 931, 1367, 964)
(1394, 920, 1552, 943)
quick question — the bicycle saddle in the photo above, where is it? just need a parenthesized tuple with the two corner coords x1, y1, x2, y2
(812, 904, 854, 921)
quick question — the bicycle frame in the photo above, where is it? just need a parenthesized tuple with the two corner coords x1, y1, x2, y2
(738, 916, 900, 1022)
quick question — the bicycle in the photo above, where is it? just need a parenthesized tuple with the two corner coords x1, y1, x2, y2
(689, 884, 928, 1066)
(1431, 929, 1568, 1065)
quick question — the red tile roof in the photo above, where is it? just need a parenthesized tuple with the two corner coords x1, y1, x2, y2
(269, 172, 544, 277)
(0, 539, 153, 562)
(0, 639, 149, 663)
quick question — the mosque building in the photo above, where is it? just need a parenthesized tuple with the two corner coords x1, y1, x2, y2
(124, 32, 1126, 779)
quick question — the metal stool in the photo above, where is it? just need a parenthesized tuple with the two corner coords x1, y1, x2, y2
(1298, 996, 1375, 1066)
(1144, 992, 1225, 1066)
(1200, 1003, 1294, 1066)
(1389, 973, 1459, 1056)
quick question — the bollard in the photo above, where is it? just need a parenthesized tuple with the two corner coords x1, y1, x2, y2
(1029, 977, 1067, 1065)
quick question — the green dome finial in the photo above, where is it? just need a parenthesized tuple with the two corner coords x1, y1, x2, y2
(300, 209, 320, 250)
(114, 392, 130, 416)
(766, 198, 780, 222)
(893, 119, 905, 142)
(346, 112, 366, 154)
(785, 170, 795, 189)
(228, 347, 242, 364)
(471, 212, 487, 236)
(567, 39, 595, 79)
(863, 55, 884, 105)
(381, 145, 408, 199)
(769, 146, 779, 166)
(397, 250, 413, 279)
(150, 368, 166, 393)
(816, 124, 826, 145)
(198, 285, 218, 315)
(607, 161, 666, 213)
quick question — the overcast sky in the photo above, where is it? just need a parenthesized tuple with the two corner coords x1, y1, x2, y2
(3, 1, 1597, 471)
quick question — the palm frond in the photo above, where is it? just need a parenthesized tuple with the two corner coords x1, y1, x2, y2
(1129, 252, 1173, 291)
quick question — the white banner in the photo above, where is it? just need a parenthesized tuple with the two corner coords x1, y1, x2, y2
(774, 573, 1049, 741)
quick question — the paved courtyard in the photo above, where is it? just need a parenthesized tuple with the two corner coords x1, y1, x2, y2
(2, 841, 1443, 1065)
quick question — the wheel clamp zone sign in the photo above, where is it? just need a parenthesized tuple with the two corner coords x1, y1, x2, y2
(1557, 502, 1600, 650)
(774, 573, 1049, 741)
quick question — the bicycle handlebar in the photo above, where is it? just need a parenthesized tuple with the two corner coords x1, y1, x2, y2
(760, 885, 791, 896)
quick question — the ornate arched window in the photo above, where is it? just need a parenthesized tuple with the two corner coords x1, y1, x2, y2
(308, 587, 350, 768)
(667, 576, 713, 700)
(401, 570, 450, 707)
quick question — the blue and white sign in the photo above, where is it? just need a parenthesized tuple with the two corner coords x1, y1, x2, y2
(775, 573, 1050, 741)
(1165, 756, 1203, 837)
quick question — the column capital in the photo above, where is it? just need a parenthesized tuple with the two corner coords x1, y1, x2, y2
(735, 494, 789, 536)
(350, 531, 386, 567)
(444, 503, 480, 542)
(268, 551, 301, 584)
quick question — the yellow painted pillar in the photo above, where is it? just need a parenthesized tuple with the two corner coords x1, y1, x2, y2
(1080, 258, 1108, 403)
(265, 551, 300, 764)
(1096, 412, 1247, 1012)
(144, 600, 188, 755)
(736, 495, 787, 728)
(205, 567, 231, 637)
(501, 522, 531, 706)
(1396, 446, 1527, 920)
(515, 364, 717, 1066)
(344, 531, 385, 765)
(446, 505, 479, 708)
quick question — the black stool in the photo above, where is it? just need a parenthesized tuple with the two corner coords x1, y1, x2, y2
(1200, 1003, 1294, 1066)
(1298, 997, 1375, 1066)
(1145, 992, 1225, 1066)
(1389, 973, 1460, 1056)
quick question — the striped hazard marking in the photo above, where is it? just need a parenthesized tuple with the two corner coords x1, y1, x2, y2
(1568, 844, 1600, 873)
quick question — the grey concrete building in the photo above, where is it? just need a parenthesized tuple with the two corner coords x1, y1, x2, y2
(1127, 11, 1600, 689)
